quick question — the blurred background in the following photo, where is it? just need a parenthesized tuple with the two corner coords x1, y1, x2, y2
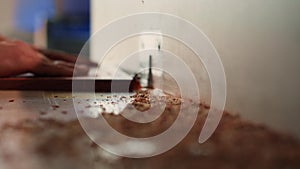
(0, 0, 90, 54)
(0, 0, 300, 139)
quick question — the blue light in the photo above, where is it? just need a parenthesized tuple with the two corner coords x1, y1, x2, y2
(14, 0, 56, 32)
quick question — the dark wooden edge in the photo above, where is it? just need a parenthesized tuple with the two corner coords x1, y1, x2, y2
(0, 78, 139, 92)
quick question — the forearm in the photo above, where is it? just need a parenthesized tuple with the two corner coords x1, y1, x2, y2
(0, 37, 92, 77)
(0, 35, 7, 41)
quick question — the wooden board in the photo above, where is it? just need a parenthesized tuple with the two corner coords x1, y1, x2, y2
(0, 78, 138, 92)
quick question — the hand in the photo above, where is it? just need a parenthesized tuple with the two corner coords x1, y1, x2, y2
(0, 37, 97, 77)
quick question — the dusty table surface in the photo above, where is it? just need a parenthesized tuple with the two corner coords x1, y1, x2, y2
(0, 90, 300, 169)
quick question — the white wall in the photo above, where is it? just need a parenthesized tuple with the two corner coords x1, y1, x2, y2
(0, 0, 16, 35)
(91, 0, 300, 138)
